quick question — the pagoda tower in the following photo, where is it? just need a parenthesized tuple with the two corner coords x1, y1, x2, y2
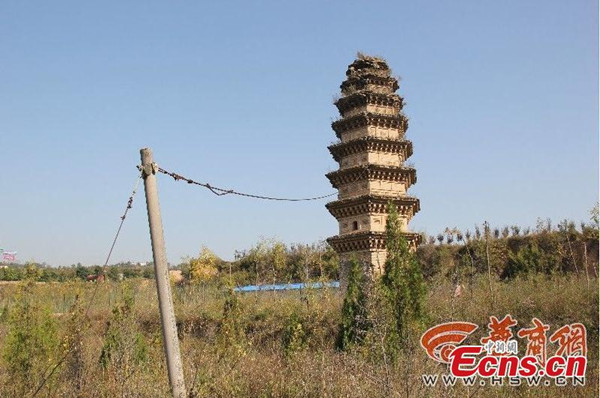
(326, 55, 421, 279)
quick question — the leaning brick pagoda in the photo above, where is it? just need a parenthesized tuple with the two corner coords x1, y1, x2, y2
(326, 54, 421, 279)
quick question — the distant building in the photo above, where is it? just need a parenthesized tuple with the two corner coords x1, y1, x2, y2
(326, 55, 421, 281)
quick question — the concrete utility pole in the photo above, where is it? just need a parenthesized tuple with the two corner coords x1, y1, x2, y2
(140, 148, 186, 398)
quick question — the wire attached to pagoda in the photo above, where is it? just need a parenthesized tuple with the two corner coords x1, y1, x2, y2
(155, 166, 338, 201)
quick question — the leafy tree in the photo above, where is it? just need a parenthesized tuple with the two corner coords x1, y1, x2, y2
(591, 203, 599, 227)
(188, 246, 219, 283)
(106, 266, 121, 281)
(456, 230, 464, 242)
(270, 241, 287, 283)
(217, 287, 246, 357)
(337, 256, 370, 350)
(99, 284, 148, 394)
(0, 266, 22, 281)
(75, 264, 90, 280)
(240, 239, 270, 283)
(503, 241, 543, 279)
(589, 203, 599, 239)
(24, 263, 42, 281)
(378, 203, 426, 358)
(287, 244, 308, 281)
(141, 267, 154, 279)
(2, 284, 60, 396)
(230, 239, 338, 284)
(319, 243, 340, 280)
(283, 311, 307, 356)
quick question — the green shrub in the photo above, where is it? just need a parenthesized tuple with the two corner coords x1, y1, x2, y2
(217, 288, 247, 357)
(2, 283, 60, 396)
(337, 256, 370, 350)
(282, 312, 307, 356)
(377, 203, 427, 360)
(99, 284, 148, 394)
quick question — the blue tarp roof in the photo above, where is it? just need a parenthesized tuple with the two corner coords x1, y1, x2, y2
(234, 281, 340, 292)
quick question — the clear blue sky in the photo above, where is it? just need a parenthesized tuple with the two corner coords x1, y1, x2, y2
(0, 1, 597, 266)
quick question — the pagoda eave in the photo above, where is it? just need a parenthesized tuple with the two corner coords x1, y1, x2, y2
(331, 112, 408, 137)
(327, 231, 422, 253)
(340, 75, 399, 94)
(327, 137, 413, 162)
(325, 165, 417, 188)
(325, 195, 420, 218)
(334, 92, 404, 116)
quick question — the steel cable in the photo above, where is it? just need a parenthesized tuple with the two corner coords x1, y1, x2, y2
(156, 166, 338, 201)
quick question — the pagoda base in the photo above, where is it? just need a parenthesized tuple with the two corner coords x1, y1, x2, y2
(327, 231, 422, 290)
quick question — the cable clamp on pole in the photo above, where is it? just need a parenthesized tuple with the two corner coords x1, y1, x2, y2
(139, 162, 158, 177)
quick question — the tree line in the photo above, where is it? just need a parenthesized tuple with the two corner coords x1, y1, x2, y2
(1, 204, 597, 284)
(0, 262, 155, 282)
(417, 209, 599, 283)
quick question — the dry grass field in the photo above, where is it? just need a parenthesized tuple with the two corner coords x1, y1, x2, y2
(0, 273, 596, 397)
